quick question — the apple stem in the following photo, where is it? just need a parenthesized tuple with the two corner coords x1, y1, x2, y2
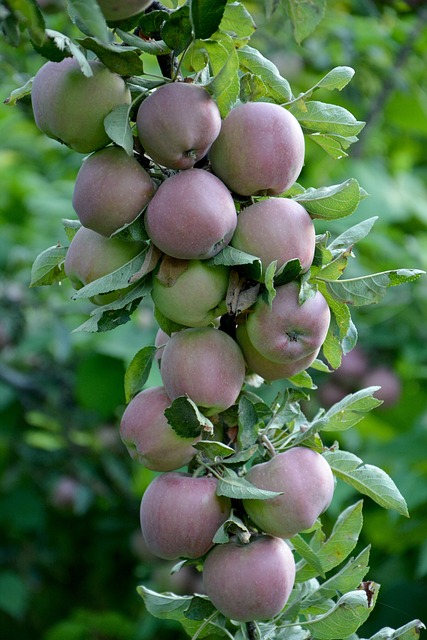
(261, 433, 277, 458)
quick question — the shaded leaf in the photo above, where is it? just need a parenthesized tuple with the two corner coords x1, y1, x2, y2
(45, 29, 93, 76)
(190, 0, 227, 39)
(124, 345, 157, 403)
(238, 45, 292, 102)
(284, 0, 326, 44)
(30, 245, 67, 287)
(161, 4, 192, 55)
(219, 2, 256, 46)
(213, 511, 250, 544)
(217, 468, 283, 500)
(77, 36, 144, 76)
(68, 0, 111, 43)
(206, 42, 240, 117)
(104, 104, 134, 155)
(194, 440, 235, 459)
(237, 395, 260, 450)
(164, 396, 213, 439)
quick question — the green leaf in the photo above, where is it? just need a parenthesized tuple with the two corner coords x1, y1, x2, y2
(124, 345, 157, 403)
(205, 41, 240, 117)
(217, 468, 283, 500)
(116, 28, 171, 55)
(296, 501, 364, 582)
(68, 0, 111, 43)
(240, 72, 269, 103)
(274, 258, 303, 287)
(318, 269, 425, 307)
(328, 217, 377, 254)
(323, 449, 409, 517)
(284, 0, 327, 44)
(237, 395, 260, 450)
(367, 620, 426, 640)
(4, 78, 33, 106)
(77, 37, 144, 75)
(293, 179, 362, 220)
(213, 511, 250, 544)
(292, 534, 326, 578)
(264, 261, 278, 307)
(316, 388, 383, 432)
(238, 45, 292, 103)
(164, 396, 213, 439)
(104, 104, 134, 156)
(310, 66, 355, 93)
(62, 218, 81, 242)
(219, 2, 256, 47)
(290, 101, 365, 137)
(30, 245, 68, 287)
(206, 245, 261, 271)
(6, 0, 45, 46)
(161, 4, 193, 55)
(184, 595, 216, 621)
(194, 440, 235, 460)
(301, 586, 379, 639)
(45, 29, 93, 76)
(190, 0, 227, 39)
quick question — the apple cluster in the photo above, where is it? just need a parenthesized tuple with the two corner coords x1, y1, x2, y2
(30, 53, 337, 623)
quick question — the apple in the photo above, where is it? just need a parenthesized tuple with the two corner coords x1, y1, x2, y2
(154, 327, 170, 364)
(64, 226, 145, 305)
(236, 322, 319, 382)
(209, 101, 305, 196)
(160, 327, 246, 414)
(119, 386, 200, 471)
(361, 366, 402, 407)
(137, 82, 221, 169)
(243, 447, 335, 538)
(145, 168, 237, 260)
(72, 146, 156, 237)
(231, 197, 315, 276)
(151, 258, 229, 327)
(203, 535, 296, 622)
(139, 472, 231, 559)
(246, 280, 331, 363)
(97, 0, 153, 21)
(31, 58, 131, 154)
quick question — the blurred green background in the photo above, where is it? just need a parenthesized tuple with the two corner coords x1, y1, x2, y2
(1, 1, 426, 638)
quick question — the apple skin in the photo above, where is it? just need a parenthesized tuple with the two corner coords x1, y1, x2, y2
(243, 447, 335, 538)
(231, 198, 315, 276)
(152, 259, 229, 328)
(119, 386, 200, 471)
(97, 0, 153, 21)
(64, 226, 144, 305)
(361, 366, 402, 407)
(246, 281, 331, 364)
(209, 101, 305, 196)
(203, 535, 296, 622)
(137, 82, 221, 170)
(31, 58, 131, 154)
(236, 322, 319, 382)
(160, 327, 246, 415)
(145, 169, 237, 260)
(139, 472, 231, 560)
(72, 146, 156, 237)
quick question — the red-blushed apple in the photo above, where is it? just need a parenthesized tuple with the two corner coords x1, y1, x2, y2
(246, 280, 331, 363)
(145, 169, 237, 260)
(31, 58, 131, 154)
(203, 535, 296, 621)
(137, 82, 221, 169)
(72, 146, 156, 237)
(236, 322, 319, 382)
(64, 226, 145, 305)
(361, 366, 402, 407)
(209, 101, 305, 196)
(243, 447, 335, 538)
(160, 327, 246, 415)
(151, 258, 229, 327)
(154, 327, 170, 364)
(97, 0, 153, 21)
(231, 197, 315, 276)
(139, 472, 231, 559)
(119, 386, 200, 471)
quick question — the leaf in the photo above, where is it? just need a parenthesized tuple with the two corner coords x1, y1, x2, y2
(292, 534, 326, 578)
(284, 0, 327, 44)
(116, 28, 171, 55)
(30, 245, 67, 287)
(237, 395, 260, 450)
(207, 245, 261, 271)
(310, 132, 360, 158)
(190, 0, 227, 39)
(274, 258, 303, 287)
(328, 217, 377, 254)
(290, 101, 365, 137)
(45, 29, 93, 76)
(104, 104, 134, 156)
(217, 468, 283, 500)
(318, 269, 425, 307)
(323, 449, 409, 517)
(240, 72, 269, 103)
(293, 179, 362, 220)
(77, 37, 144, 76)
(296, 501, 364, 582)
(184, 595, 216, 621)
(366, 620, 426, 640)
(164, 396, 213, 439)
(219, 2, 256, 47)
(301, 586, 379, 639)
(315, 388, 383, 432)
(68, 0, 111, 43)
(238, 45, 292, 103)
(71, 249, 149, 300)
(194, 440, 235, 460)
(62, 218, 81, 242)
(311, 66, 355, 93)
(6, 0, 45, 46)
(124, 345, 157, 403)
(4, 78, 33, 106)
(213, 511, 250, 544)
(205, 41, 240, 117)
(161, 4, 193, 55)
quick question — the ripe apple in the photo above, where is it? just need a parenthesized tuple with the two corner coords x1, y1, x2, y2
(231, 197, 315, 276)
(361, 366, 402, 407)
(236, 322, 319, 382)
(119, 386, 200, 471)
(209, 101, 305, 196)
(151, 258, 229, 327)
(72, 146, 156, 237)
(246, 280, 331, 363)
(97, 0, 153, 21)
(243, 447, 335, 538)
(31, 58, 131, 153)
(145, 169, 237, 260)
(139, 472, 231, 559)
(203, 535, 296, 622)
(137, 82, 221, 169)
(64, 226, 144, 305)
(160, 327, 246, 414)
